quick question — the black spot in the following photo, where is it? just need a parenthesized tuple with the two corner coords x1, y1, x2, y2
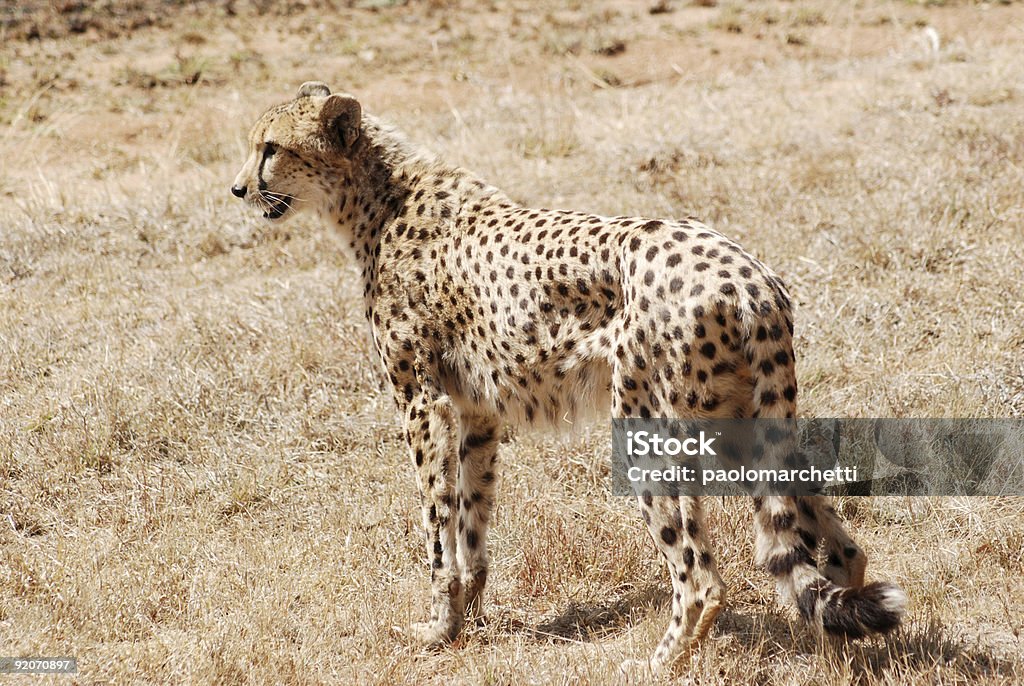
(797, 579, 830, 622)
(771, 511, 795, 532)
(766, 546, 815, 577)
(797, 527, 818, 551)
(798, 498, 817, 521)
(686, 518, 699, 537)
(711, 362, 734, 376)
(764, 425, 787, 444)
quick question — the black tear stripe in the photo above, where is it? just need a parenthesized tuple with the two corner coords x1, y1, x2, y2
(257, 144, 276, 190)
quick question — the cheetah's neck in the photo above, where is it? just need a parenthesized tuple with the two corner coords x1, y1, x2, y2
(323, 115, 511, 276)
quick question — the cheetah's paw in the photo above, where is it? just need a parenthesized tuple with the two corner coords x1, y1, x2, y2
(404, 620, 459, 648)
(618, 658, 654, 680)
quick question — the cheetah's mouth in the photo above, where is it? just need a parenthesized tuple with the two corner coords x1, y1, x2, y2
(261, 195, 292, 220)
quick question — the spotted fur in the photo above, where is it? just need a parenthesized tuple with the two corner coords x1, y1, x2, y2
(232, 82, 906, 675)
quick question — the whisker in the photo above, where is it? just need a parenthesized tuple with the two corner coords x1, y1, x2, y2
(261, 190, 306, 204)
(261, 190, 299, 200)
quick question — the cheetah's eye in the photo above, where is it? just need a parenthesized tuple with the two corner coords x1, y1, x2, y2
(263, 142, 278, 158)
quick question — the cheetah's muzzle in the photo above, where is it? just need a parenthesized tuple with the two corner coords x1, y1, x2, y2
(232, 81, 907, 676)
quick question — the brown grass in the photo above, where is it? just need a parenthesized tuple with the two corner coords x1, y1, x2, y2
(1, 0, 1023, 683)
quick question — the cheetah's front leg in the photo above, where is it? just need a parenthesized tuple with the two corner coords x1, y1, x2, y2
(405, 390, 465, 646)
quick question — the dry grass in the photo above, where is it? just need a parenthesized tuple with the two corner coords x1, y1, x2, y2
(1, 0, 1023, 683)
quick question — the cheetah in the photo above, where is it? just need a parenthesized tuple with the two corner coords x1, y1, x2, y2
(231, 82, 907, 675)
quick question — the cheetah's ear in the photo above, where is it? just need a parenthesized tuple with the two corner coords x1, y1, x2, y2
(297, 81, 331, 98)
(320, 93, 362, 151)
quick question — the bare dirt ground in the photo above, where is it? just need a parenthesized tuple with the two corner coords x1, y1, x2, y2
(1, 1, 1023, 683)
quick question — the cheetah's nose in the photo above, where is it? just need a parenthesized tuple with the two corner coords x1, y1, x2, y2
(231, 184, 247, 198)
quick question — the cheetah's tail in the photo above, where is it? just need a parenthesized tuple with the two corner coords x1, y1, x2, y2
(797, 578, 907, 638)
(744, 304, 907, 639)
(755, 502, 908, 639)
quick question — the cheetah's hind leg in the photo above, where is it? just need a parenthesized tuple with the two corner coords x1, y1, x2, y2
(624, 493, 726, 676)
(799, 496, 867, 588)
(455, 413, 501, 626)
(404, 390, 466, 647)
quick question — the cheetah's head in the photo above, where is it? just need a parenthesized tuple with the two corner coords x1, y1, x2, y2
(231, 82, 362, 221)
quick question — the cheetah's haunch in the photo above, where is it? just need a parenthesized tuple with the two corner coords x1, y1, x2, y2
(232, 82, 906, 675)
